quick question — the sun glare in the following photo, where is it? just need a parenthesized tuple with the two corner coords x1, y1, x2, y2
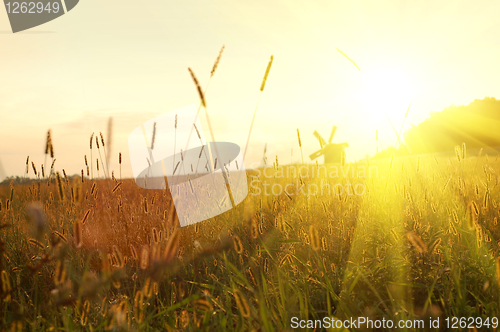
(360, 67, 415, 126)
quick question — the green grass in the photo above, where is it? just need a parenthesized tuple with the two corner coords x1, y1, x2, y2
(0, 153, 499, 331)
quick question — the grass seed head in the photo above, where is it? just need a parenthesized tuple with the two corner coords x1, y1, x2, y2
(82, 209, 91, 225)
(163, 228, 180, 262)
(233, 235, 243, 254)
(260, 55, 274, 92)
(233, 289, 251, 318)
(99, 132, 105, 147)
(309, 225, 320, 251)
(134, 290, 145, 322)
(112, 182, 122, 193)
(31, 162, 37, 176)
(45, 130, 52, 155)
(140, 245, 150, 270)
(151, 122, 157, 150)
(26, 202, 46, 239)
(56, 172, 65, 200)
(406, 231, 427, 254)
(455, 145, 461, 162)
(49, 141, 54, 159)
(211, 44, 225, 77)
(188, 68, 206, 108)
(74, 220, 82, 248)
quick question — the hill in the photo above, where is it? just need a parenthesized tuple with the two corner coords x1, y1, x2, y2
(375, 97, 500, 157)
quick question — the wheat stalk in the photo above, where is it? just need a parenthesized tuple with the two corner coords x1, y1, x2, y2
(188, 67, 235, 206)
(44, 130, 51, 169)
(173, 114, 177, 175)
(188, 68, 206, 108)
(406, 231, 427, 254)
(140, 245, 149, 270)
(90, 133, 94, 179)
(49, 138, 54, 160)
(134, 290, 144, 323)
(233, 289, 250, 318)
(309, 225, 320, 251)
(106, 117, 113, 173)
(297, 129, 304, 164)
(455, 145, 462, 162)
(151, 122, 157, 150)
(163, 228, 180, 262)
(184, 45, 225, 152)
(25, 156, 29, 178)
(243, 55, 274, 161)
(100, 132, 110, 178)
(119, 152, 122, 181)
(130, 244, 138, 260)
(74, 220, 82, 248)
(233, 235, 243, 254)
(260, 55, 274, 92)
(56, 172, 64, 200)
(211, 45, 225, 77)
(31, 162, 37, 177)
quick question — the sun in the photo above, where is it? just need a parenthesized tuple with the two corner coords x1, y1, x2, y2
(359, 67, 415, 126)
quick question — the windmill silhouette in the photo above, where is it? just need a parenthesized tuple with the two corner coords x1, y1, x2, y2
(309, 126, 348, 164)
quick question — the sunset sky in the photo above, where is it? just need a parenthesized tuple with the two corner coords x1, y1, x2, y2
(1, 0, 500, 180)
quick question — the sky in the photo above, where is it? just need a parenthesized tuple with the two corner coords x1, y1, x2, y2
(1, 0, 500, 180)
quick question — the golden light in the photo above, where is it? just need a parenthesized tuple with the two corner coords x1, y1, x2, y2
(359, 67, 416, 126)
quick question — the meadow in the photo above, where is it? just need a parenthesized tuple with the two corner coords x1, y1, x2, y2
(1, 143, 500, 331)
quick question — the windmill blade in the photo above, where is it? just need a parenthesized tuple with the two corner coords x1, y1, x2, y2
(337, 48, 361, 71)
(328, 126, 338, 143)
(309, 148, 325, 160)
(313, 131, 327, 148)
(385, 112, 411, 153)
(339, 142, 349, 148)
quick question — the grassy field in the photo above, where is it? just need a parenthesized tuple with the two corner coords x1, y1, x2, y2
(1, 147, 500, 331)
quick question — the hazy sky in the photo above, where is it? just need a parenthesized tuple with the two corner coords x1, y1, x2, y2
(1, 0, 500, 180)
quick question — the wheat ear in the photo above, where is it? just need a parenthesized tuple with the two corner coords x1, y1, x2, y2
(184, 45, 224, 152)
(243, 55, 274, 161)
(188, 66, 235, 207)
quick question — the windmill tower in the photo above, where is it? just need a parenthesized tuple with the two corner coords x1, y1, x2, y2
(309, 126, 348, 164)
